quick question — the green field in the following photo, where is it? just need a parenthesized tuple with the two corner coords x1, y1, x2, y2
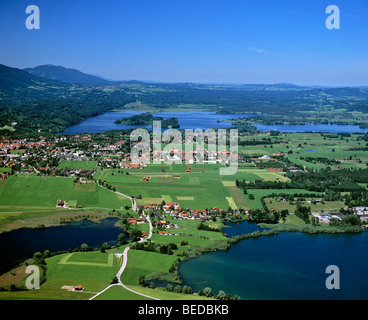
(245, 189, 323, 210)
(0, 174, 130, 210)
(264, 197, 345, 213)
(93, 285, 152, 300)
(120, 250, 179, 286)
(0, 248, 125, 300)
(95, 164, 250, 210)
(57, 160, 98, 170)
(93, 283, 215, 300)
(239, 132, 368, 170)
(0, 174, 131, 232)
(41, 250, 123, 295)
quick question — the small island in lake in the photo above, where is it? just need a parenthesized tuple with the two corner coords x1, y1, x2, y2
(114, 112, 180, 128)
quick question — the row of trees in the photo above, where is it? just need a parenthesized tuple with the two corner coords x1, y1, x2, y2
(138, 275, 241, 300)
(237, 168, 368, 194)
(131, 240, 178, 255)
(197, 222, 222, 232)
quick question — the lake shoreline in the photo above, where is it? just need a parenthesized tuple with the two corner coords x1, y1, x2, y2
(60, 110, 368, 134)
(0, 210, 122, 235)
(0, 216, 125, 277)
(178, 219, 368, 300)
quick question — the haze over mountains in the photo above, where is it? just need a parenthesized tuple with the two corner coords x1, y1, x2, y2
(11, 63, 364, 89)
(23, 65, 113, 86)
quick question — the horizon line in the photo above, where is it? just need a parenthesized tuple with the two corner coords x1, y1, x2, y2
(11, 63, 368, 89)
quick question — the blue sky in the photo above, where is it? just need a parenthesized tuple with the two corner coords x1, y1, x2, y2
(0, 0, 367, 86)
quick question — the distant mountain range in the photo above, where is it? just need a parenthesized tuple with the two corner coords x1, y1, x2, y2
(21, 66, 305, 88)
(23, 64, 113, 85)
(0, 63, 362, 89)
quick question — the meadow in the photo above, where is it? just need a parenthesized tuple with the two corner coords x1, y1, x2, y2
(0, 174, 130, 209)
(245, 189, 322, 210)
(94, 163, 250, 210)
(0, 173, 131, 232)
(0, 247, 125, 300)
(264, 197, 345, 213)
(93, 282, 215, 300)
(239, 132, 368, 170)
(57, 160, 98, 170)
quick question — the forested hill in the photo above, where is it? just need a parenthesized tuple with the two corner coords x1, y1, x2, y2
(23, 64, 112, 85)
(124, 82, 368, 114)
(0, 64, 135, 137)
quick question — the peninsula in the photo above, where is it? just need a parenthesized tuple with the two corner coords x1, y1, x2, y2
(114, 112, 180, 129)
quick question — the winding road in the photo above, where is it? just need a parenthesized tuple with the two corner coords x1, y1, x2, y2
(89, 184, 158, 300)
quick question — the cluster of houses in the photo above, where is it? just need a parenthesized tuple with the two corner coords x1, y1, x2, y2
(288, 166, 304, 173)
(143, 202, 234, 236)
(56, 200, 68, 208)
(163, 202, 180, 212)
(120, 162, 147, 169)
(56, 199, 82, 209)
(0, 133, 135, 175)
(52, 168, 95, 178)
(353, 207, 368, 216)
(312, 212, 341, 223)
(138, 202, 227, 224)
(312, 207, 368, 223)
(351, 207, 368, 222)
(61, 284, 84, 292)
(1, 173, 8, 180)
(278, 197, 324, 205)
(149, 144, 234, 164)
(159, 230, 177, 236)
(0, 131, 240, 177)
(0, 137, 49, 172)
(127, 217, 147, 225)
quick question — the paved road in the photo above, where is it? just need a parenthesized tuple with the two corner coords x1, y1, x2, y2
(89, 186, 158, 300)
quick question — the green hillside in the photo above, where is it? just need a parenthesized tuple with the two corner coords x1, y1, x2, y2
(0, 64, 134, 136)
(24, 65, 112, 85)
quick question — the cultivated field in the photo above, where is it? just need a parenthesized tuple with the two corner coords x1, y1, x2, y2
(94, 163, 251, 210)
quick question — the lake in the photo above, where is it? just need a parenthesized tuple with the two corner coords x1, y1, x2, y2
(0, 217, 123, 275)
(60, 110, 368, 134)
(178, 221, 368, 300)
(60, 111, 259, 134)
(254, 123, 368, 133)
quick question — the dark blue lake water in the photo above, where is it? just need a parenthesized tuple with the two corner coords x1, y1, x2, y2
(178, 221, 368, 300)
(60, 110, 368, 134)
(0, 218, 123, 275)
(60, 111, 258, 134)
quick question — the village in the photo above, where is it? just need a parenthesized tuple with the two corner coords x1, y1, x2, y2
(0, 131, 240, 179)
(0, 132, 151, 180)
(126, 200, 237, 237)
(1, 131, 367, 230)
